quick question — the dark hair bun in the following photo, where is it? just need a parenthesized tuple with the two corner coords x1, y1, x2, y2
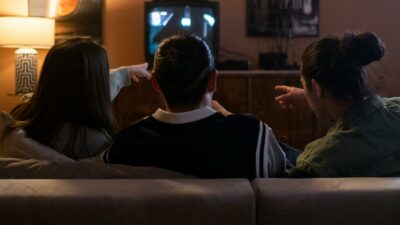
(341, 32, 385, 66)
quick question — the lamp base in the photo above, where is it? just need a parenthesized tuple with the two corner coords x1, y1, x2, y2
(15, 48, 38, 94)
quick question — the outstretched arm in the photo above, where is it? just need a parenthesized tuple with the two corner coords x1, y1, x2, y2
(211, 100, 232, 116)
(275, 85, 308, 110)
(109, 63, 151, 101)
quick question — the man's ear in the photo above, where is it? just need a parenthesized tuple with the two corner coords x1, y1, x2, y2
(311, 79, 323, 97)
(151, 72, 161, 94)
(207, 69, 218, 92)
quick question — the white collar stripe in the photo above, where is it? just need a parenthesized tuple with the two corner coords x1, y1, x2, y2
(152, 107, 217, 124)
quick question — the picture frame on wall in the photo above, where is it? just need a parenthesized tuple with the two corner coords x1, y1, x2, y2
(247, 0, 319, 37)
(54, 0, 103, 43)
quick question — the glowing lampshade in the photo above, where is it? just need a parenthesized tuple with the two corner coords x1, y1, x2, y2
(0, 17, 54, 48)
(0, 0, 28, 16)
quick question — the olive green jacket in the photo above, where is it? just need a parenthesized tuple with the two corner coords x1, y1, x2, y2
(294, 95, 400, 177)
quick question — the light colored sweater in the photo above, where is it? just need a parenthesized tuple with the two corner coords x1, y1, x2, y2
(0, 67, 132, 161)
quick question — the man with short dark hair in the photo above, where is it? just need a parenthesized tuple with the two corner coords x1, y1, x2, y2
(105, 34, 286, 179)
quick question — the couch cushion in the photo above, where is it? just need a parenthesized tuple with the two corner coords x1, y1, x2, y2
(252, 178, 400, 225)
(0, 157, 191, 179)
(0, 179, 255, 225)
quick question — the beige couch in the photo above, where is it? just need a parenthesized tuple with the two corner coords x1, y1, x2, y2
(0, 158, 399, 225)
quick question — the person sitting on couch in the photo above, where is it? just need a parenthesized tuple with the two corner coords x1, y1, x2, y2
(275, 32, 400, 177)
(104, 34, 286, 179)
(0, 38, 150, 161)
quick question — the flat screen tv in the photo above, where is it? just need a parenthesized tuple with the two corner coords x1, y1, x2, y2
(145, 1, 219, 66)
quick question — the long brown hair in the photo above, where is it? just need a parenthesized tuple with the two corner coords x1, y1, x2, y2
(10, 38, 116, 156)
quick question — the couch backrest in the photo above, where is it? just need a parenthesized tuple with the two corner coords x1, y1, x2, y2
(252, 178, 400, 225)
(0, 179, 255, 225)
(0, 157, 192, 179)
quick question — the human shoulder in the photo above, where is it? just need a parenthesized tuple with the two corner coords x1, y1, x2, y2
(296, 133, 348, 177)
(224, 113, 261, 127)
(0, 112, 73, 161)
(214, 114, 263, 141)
(226, 113, 259, 120)
(116, 116, 155, 138)
(109, 116, 156, 161)
(0, 112, 15, 132)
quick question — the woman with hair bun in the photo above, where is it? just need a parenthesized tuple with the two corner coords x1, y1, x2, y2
(275, 32, 400, 177)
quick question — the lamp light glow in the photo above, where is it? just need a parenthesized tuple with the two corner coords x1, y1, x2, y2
(0, 17, 55, 48)
(0, 0, 28, 16)
(48, 0, 58, 17)
(0, 16, 55, 94)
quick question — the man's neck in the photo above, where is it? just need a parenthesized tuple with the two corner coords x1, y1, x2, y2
(166, 93, 212, 113)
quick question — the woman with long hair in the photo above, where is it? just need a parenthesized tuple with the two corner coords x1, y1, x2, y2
(0, 38, 150, 160)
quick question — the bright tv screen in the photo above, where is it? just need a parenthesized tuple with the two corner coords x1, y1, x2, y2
(145, 1, 219, 66)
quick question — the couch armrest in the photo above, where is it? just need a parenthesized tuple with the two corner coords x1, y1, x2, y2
(252, 178, 400, 225)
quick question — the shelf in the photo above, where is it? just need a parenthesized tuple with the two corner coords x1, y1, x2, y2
(218, 70, 300, 76)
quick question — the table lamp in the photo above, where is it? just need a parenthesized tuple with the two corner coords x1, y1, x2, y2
(0, 16, 55, 94)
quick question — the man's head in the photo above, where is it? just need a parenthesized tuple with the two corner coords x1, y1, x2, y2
(152, 34, 216, 109)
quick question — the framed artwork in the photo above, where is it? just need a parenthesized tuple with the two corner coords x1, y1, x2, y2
(247, 0, 319, 37)
(54, 0, 103, 43)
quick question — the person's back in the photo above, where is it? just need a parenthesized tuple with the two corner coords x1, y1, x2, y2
(108, 109, 275, 178)
(297, 95, 400, 177)
(105, 34, 286, 179)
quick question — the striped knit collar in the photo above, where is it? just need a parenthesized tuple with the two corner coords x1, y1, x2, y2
(152, 107, 217, 124)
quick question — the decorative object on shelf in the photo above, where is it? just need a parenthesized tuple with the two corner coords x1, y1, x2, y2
(28, 0, 103, 44)
(55, 0, 103, 44)
(0, 16, 55, 94)
(259, 52, 287, 70)
(247, 0, 319, 37)
(217, 47, 254, 70)
(247, 0, 311, 69)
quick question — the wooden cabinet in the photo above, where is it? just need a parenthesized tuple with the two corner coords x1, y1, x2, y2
(112, 70, 318, 149)
(215, 70, 317, 149)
